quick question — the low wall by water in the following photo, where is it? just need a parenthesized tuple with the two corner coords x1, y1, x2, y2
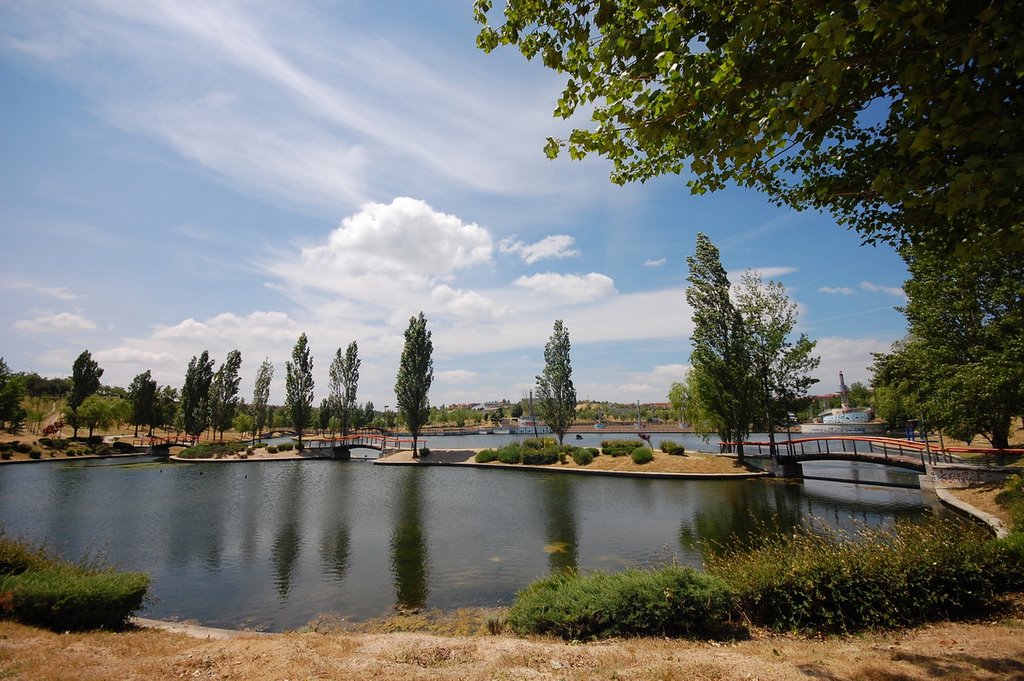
(925, 463, 1018, 489)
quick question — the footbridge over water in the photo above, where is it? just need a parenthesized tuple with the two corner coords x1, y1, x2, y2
(304, 430, 419, 459)
(720, 436, 960, 483)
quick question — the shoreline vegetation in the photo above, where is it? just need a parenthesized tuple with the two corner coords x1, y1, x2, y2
(3, 427, 1024, 680)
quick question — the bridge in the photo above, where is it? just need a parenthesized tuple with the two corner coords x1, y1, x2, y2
(303, 430, 420, 458)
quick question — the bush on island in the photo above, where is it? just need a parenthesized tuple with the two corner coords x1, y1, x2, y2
(631, 446, 654, 465)
(571, 448, 594, 466)
(601, 439, 638, 457)
(660, 440, 686, 455)
(522, 450, 559, 465)
(507, 566, 739, 640)
(475, 449, 499, 463)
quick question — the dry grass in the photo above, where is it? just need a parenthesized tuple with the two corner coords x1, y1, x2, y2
(3, 607, 1024, 681)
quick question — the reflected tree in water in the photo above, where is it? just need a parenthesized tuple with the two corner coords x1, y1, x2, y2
(390, 469, 429, 611)
(679, 481, 805, 556)
(540, 475, 578, 573)
(271, 466, 303, 598)
(319, 467, 353, 585)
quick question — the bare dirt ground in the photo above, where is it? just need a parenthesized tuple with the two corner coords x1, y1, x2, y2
(3, 603, 1024, 681)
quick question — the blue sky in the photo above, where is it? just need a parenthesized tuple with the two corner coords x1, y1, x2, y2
(0, 1, 909, 407)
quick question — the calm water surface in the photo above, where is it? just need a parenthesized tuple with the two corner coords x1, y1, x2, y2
(0, 439, 948, 631)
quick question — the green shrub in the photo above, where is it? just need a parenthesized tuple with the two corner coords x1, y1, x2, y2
(601, 439, 638, 457)
(1, 568, 149, 631)
(0, 536, 50, 575)
(558, 452, 568, 464)
(0, 452, 11, 460)
(660, 440, 686, 455)
(507, 567, 739, 640)
(522, 437, 555, 450)
(522, 450, 559, 465)
(996, 474, 1024, 532)
(13, 442, 32, 454)
(587, 447, 600, 457)
(706, 520, 1020, 634)
(497, 445, 523, 464)
(266, 446, 279, 454)
(28, 450, 41, 460)
(419, 447, 431, 457)
(631, 446, 654, 464)
(0, 536, 149, 631)
(572, 448, 594, 465)
(475, 449, 499, 463)
(278, 443, 294, 452)
(111, 441, 135, 453)
(0, 442, 11, 452)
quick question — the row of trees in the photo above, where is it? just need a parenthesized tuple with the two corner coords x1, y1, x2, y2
(677, 234, 820, 461)
(871, 247, 1024, 449)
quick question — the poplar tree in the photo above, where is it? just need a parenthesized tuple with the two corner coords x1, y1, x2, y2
(181, 351, 214, 439)
(127, 370, 158, 437)
(251, 358, 274, 444)
(285, 333, 315, 448)
(735, 271, 820, 457)
(209, 349, 243, 441)
(67, 350, 103, 438)
(535, 319, 577, 445)
(329, 341, 361, 436)
(395, 312, 433, 457)
(685, 233, 756, 461)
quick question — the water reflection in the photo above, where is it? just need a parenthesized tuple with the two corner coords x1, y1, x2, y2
(271, 465, 302, 597)
(390, 469, 429, 610)
(319, 466, 353, 586)
(539, 475, 578, 572)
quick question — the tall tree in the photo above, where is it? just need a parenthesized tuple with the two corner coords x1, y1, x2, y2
(0, 358, 27, 433)
(66, 351, 103, 438)
(329, 341, 361, 436)
(535, 319, 577, 445)
(127, 370, 158, 437)
(155, 386, 178, 434)
(735, 272, 820, 457)
(394, 312, 434, 457)
(209, 349, 243, 441)
(251, 358, 274, 444)
(874, 247, 1024, 448)
(685, 234, 756, 461)
(285, 333, 315, 448)
(181, 351, 214, 440)
(475, 1, 1024, 255)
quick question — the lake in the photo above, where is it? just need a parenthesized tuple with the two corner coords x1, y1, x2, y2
(0, 439, 949, 631)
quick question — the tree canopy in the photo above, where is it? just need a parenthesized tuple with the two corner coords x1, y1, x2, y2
(535, 319, 577, 445)
(209, 349, 243, 441)
(127, 370, 158, 437)
(329, 341, 361, 436)
(181, 351, 214, 439)
(251, 358, 274, 443)
(475, 0, 1024, 254)
(285, 334, 315, 447)
(67, 350, 103, 438)
(395, 312, 434, 457)
(872, 247, 1024, 448)
(685, 233, 756, 459)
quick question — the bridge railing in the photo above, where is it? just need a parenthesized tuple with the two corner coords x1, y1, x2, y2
(721, 436, 1024, 468)
(304, 431, 421, 452)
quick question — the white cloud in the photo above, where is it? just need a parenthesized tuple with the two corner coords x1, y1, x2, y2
(14, 312, 96, 333)
(2, 277, 77, 300)
(728, 266, 797, 284)
(512, 273, 616, 304)
(499, 235, 580, 264)
(94, 347, 176, 365)
(295, 197, 492, 282)
(436, 369, 480, 383)
(643, 258, 667, 268)
(812, 336, 898, 388)
(819, 286, 854, 295)
(859, 281, 906, 298)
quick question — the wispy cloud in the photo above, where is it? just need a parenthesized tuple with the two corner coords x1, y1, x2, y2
(819, 286, 854, 295)
(729, 266, 797, 283)
(512, 272, 616, 304)
(2, 277, 77, 300)
(860, 281, 906, 298)
(643, 257, 667, 268)
(14, 312, 96, 333)
(499, 235, 580, 265)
